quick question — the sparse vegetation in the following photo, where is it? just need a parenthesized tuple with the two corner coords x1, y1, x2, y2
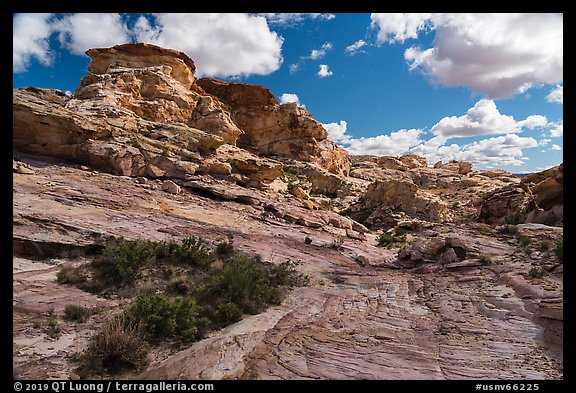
(479, 254, 493, 265)
(124, 293, 209, 342)
(64, 304, 93, 323)
(304, 236, 313, 245)
(518, 235, 532, 246)
(70, 234, 309, 377)
(503, 210, 526, 225)
(498, 224, 519, 235)
(376, 232, 407, 247)
(555, 239, 563, 262)
(57, 264, 87, 285)
(538, 239, 551, 251)
(90, 237, 156, 287)
(166, 274, 192, 295)
(528, 266, 547, 278)
(76, 315, 149, 377)
(46, 307, 61, 339)
(331, 235, 345, 250)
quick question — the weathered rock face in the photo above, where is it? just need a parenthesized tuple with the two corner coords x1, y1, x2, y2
(355, 179, 449, 228)
(86, 43, 197, 88)
(476, 164, 563, 226)
(198, 78, 350, 177)
(434, 160, 473, 175)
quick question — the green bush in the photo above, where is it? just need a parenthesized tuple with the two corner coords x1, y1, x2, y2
(214, 240, 235, 258)
(529, 267, 547, 278)
(377, 232, 406, 247)
(504, 210, 526, 225)
(216, 302, 243, 325)
(269, 260, 310, 287)
(498, 224, 519, 235)
(125, 293, 208, 342)
(91, 237, 156, 287)
(518, 235, 532, 246)
(64, 304, 93, 323)
(166, 275, 192, 295)
(57, 264, 87, 285)
(77, 316, 148, 376)
(211, 255, 282, 314)
(555, 239, 563, 262)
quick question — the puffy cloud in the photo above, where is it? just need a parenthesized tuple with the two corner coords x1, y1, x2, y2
(317, 64, 333, 78)
(457, 134, 538, 166)
(345, 40, 368, 55)
(308, 42, 333, 60)
(548, 121, 563, 137)
(370, 13, 431, 43)
(13, 13, 55, 72)
(545, 85, 563, 104)
(279, 93, 303, 106)
(345, 129, 423, 156)
(551, 144, 562, 151)
(430, 99, 547, 138)
(289, 63, 300, 73)
(133, 13, 283, 77)
(54, 13, 130, 55)
(259, 13, 335, 26)
(517, 115, 549, 129)
(373, 13, 563, 98)
(322, 121, 348, 142)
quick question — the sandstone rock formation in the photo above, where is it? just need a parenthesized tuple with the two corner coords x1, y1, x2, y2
(13, 43, 563, 381)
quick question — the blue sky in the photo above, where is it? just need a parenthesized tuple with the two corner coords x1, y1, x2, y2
(13, 13, 563, 173)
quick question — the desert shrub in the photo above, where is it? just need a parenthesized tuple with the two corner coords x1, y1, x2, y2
(268, 259, 310, 287)
(57, 264, 87, 285)
(518, 235, 532, 246)
(214, 239, 235, 258)
(166, 274, 192, 295)
(216, 302, 243, 325)
(479, 254, 493, 265)
(64, 304, 93, 323)
(538, 239, 551, 251)
(529, 267, 547, 278)
(555, 239, 563, 262)
(331, 235, 345, 250)
(169, 236, 213, 267)
(45, 308, 61, 339)
(377, 232, 406, 247)
(90, 237, 156, 287)
(504, 211, 526, 225)
(304, 236, 313, 245)
(124, 293, 208, 342)
(77, 315, 148, 376)
(498, 224, 519, 235)
(206, 255, 282, 314)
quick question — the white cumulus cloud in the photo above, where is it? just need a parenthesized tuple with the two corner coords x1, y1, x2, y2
(279, 93, 303, 107)
(548, 121, 563, 138)
(345, 40, 368, 55)
(322, 121, 348, 142)
(259, 13, 335, 26)
(430, 99, 548, 139)
(551, 144, 562, 151)
(13, 13, 55, 72)
(345, 129, 423, 156)
(370, 13, 432, 43)
(308, 42, 333, 60)
(133, 13, 284, 78)
(317, 64, 333, 78)
(371, 13, 563, 98)
(54, 13, 130, 55)
(545, 85, 563, 104)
